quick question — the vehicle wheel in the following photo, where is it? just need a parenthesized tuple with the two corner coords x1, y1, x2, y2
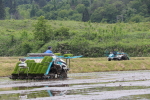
(124, 56, 128, 60)
(108, 58, 111, 61)
(58, 71, 67, 79)
(18, 75, 26, 80)
(10, 75, 18, 80)
(121, 56, 127, 60)
(49, 73, 55, 79)
(118, 59, 121, 61)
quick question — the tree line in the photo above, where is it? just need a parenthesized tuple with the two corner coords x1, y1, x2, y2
(0, 0, 150, 23)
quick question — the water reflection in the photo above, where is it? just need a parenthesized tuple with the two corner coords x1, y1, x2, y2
(1, 70, 150, 99)
(0, 84, 69, 100)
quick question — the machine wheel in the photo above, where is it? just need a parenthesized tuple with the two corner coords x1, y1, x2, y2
(27, 75, 35, 79)
(121, 55, 128, 60)
(35, 75, 43, 80)
(58, 70, 67, 79)
(18, 75, 27, 80)
(10, 75, 18, 80)
(108, 58, 111, 61)
(49, 73, 55, 79)
(118, 58, 121, 61)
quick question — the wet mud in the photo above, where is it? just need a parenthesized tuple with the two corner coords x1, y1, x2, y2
(0, 70, 150, 100)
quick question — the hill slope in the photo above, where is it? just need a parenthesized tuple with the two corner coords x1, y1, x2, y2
(0, 20, 150, 57)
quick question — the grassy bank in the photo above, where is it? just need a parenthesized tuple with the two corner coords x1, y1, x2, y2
(70, 57, 150, 73)
(0, 57, 150, 77)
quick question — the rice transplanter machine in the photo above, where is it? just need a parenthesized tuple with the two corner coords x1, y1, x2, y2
(10, 53, 82, 80)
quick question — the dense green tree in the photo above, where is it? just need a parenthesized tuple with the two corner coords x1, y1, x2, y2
(33, 16, 53, 43)
(82, 0, 90, 7)
(91, 4, 118, 23)
(38, 0, 47, 7)
(142, 0, 150, 14)
(82, 8, 90, 22)
(69, 13, 82, 21)
(18, 4, 31, 19)
(128, 1, 142, 13)
(16, 0, 31, 5)
(70, 0, 78, 6)
(2, 0, 150, 22)
(51, 0, 57, 10)
(58, 9, 69, 18)
(121, 0, 133, 5)
(60, 4, 71, 10)
(9, 0, 20, 19)
(105, 4, 118, 23)
(9, 0, 16, 14)
(90, 0, 105, 12)
(123, 7, 136, 22)
(4, 0, 10, 7)
(128, 0, 149, 16)
(68, 9, 74, 16)
(45, 11, 57, 20)
(42, 4, 52, 12)
(36, 9, 45, 17)
(30, 3, 39, 17)
(113, 1, 125, 14)
(75, 4, 85, 13)
(129, 14, 144, 22)
(0, 0, 5, 20)
(54, 27, 70, 41)
(90, 7, 105, 22)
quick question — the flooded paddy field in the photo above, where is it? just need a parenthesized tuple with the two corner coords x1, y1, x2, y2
(0, 70, 150, 100)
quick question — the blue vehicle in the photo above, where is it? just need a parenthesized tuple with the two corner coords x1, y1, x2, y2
(108, 51, 130, 61)
(10, 53, 82, 80)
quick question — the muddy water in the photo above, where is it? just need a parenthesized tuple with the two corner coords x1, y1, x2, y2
(0, 70, 150, 100)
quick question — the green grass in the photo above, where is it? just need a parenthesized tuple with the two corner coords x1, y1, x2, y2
(0, 20, 149, 37)
(69, 57, 150, 73)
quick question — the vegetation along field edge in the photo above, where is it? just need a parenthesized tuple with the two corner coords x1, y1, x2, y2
(1, 57, 150, 77)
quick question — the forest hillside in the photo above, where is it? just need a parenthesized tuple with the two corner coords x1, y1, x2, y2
(0, 0, 150, 57)
(0, 0, 150, 23)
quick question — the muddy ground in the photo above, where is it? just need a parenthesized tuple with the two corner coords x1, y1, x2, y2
(0, 70, 150, 100)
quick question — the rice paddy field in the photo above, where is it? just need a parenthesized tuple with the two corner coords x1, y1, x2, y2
(0, 57, 150, 77)
(1, 57, 150, 100)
